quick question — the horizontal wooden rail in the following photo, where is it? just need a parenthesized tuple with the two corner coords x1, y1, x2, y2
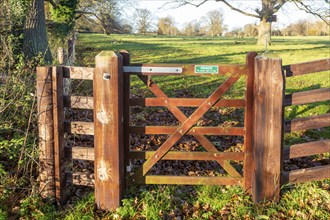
(283, 140, 330, 160)
(282, 165, 330, 184)
(135, 175, 243, 185)
(63, 66, 94, 80)
(283, 58, 330, 77)
(284, 88, 330, 106)
(64, 121, 94, 135)
(284, 113, 330, 133)
(66, 172, 94, 187)
(129, 151, 244, 161)
(124, 64, 247, 76)
(130, 98, 246, 108)
(65, 146, 94, 161)
(63, 96, 94, 109)
(129, 126, 245, 136)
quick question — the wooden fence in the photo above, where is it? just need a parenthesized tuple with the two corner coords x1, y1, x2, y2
(36, 51, 330, 210)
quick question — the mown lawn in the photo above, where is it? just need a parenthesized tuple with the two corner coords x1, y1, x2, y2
(1, 34, 329, 219)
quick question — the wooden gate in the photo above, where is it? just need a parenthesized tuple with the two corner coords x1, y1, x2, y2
(36, 51, 329, 211)
(122, 52, 257, 189)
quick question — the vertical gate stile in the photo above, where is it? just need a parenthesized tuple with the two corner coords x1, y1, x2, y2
(252, 54, 284, 202)
(37, 66, 56, 201)
(52, 66, 67, 205)
(243, 52, 258, 192)
(94, 51, 125, 210)
(120, 50, 131, 177)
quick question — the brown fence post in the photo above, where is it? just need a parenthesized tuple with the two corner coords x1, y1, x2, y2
(52, 66, 66, 204)
(37, 67, 55, 201)
(244, 52, 258, 192)
(94, 51, 124, 210)
(252, 54, 284, 202)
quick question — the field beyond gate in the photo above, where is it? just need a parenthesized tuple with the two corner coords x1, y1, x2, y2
(38, 47, 329, 209)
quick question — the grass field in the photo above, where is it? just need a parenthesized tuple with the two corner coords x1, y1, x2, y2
(1, 34, 329, 219)
(74, 34, 330, 219)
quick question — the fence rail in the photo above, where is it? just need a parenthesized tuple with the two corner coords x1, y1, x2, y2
(37, 52, 330, 211)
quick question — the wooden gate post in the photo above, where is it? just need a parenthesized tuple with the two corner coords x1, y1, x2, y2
(37, 67, 55, 201)
(252, 54, 284, 202)
(94, 51, 124, 210)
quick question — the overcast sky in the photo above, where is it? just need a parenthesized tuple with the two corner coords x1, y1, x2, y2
(132, 0, 320, 30)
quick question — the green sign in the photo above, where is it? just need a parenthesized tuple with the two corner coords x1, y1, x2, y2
(195, 65, 219, 74)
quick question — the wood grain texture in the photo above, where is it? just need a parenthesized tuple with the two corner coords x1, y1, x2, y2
(37, 67, 55, 200)
(252, 54, 284, 202)
(63, 95, 93, 109)
(284, 113, 330, 132)
(129, 98, 246, 107)
(93, 51, 124, 210)
(63, 66, 94, 80)
(244, 52, 258, 192)
(65, 146, 94, 161)
(284, 88, 330, 106)
(64, 121, 94, 135)
(129, 126, 245, 135)
(52, 66, 66, 204)
(282, 140, 330, 160)
(136, 176, 243, 185)
(282, 165, 330, 184)
(66, 171, 94, 187)
(129, 151, 244, 161)
(283, 58, 330, 77)
(124, 63, 247, 76)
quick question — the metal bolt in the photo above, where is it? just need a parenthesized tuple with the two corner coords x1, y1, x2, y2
(103, 73, 110, 80)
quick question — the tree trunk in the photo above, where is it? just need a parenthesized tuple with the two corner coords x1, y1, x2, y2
(23, 0, 52, 63)
(257, 18, 271, 46)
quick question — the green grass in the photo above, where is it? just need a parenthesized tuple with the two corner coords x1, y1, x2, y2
(2, 34, 329, 219)
(66, 34, 330, 219)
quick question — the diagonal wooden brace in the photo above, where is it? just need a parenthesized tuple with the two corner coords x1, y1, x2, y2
(138, 76, 242, 178)
(134, 76, 240, 177)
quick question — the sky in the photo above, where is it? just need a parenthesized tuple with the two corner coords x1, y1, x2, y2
(132, 0, 321, 30)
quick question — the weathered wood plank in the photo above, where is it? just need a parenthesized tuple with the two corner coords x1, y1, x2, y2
(64, 121, 94, 135)
(284, 88, 330, 106)
(129, 126, 245, 136)
(93, 51, 124, 210)
(252, 54, 284, 202)
(66, 172, 94, 187)
(133, 76, 240, 178)
(37, 67, 55, 200)
(130, 98, 246, 107)
(283, 58, 330, 77)
(63, 66, 94, 80)
(282, 165, 330, 184)
(52, 66, 66, 204)
(124, 64, 247, 76)
(135, 176, 243, 185)
(284, 113, 330, 133)
(129, 151, 244, 161)
(64, 146, 94, 161)
(63, 96, 93, 109)
(283, 140, 330, 160)
(244, 52, 257, 192)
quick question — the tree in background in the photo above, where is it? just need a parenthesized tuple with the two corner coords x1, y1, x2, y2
(243, 24, 258, 37)
(157, 16, 177, 35)
(23, 0, 52, 63)
(182, 20, 201, 36)
(170, 0, 329, 45)
(134, 8, 153, 34)
(200, 9, 225, 36)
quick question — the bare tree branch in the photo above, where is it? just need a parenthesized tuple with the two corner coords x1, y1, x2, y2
(293, 1, 329, 25)
(216, 0, 260, 18)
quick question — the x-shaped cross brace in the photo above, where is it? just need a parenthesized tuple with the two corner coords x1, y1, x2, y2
(132, 75, 242, 181)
